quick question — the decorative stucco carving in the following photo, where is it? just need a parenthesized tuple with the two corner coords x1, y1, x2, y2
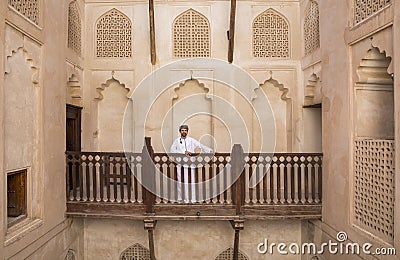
(8, 0, 39, 25)
(304, 73, 321, 105)
(354, 138, 394, 243)
(120, 243, 150, 260)
(260, 77, 290, 101)
(304, 0, 320, 56)
(6, 47, 39, 87)
(173, 9, 210, 58)
(215, 248, 249, 260)
(68, 1, 81, 55)
(67, 74, 82, 103)
(172, 79, 211, 101)
(356, 46, 392, 86)
(253, 9, 289, 58)
(95, 77, 129, 100)
(96, 9, 132, 58)
(354, 0, 391, 25)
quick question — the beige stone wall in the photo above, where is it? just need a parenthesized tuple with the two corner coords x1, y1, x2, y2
(312, 0, 399, 259)
(84, 218, 306, 260)
(1, 0, 72, 259)
(0, 2, 6, 259)
(394, 0, 400, 254)
(81, 0, 306, 153)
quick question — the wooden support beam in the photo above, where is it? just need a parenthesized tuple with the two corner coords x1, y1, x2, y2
(231, 144, 245, 215)
(228, 0, 237, 63)
(230, 220, 244, 260)
(149, 0, 156, 65)
(144, 219, 157, 260)
(142, 137, 156, 213)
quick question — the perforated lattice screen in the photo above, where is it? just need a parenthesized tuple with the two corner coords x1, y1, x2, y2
(120, 243, 150, 260)
(253, 9, 289, 58)
(68, 1, 81, 55)
(8, 0, 39, 25)
(215, 248, 248, 260)
(304, 1, 320, 56)
(96, 9, 132, 58)
(354, 0, 391, 24)
(354, 138, 394, 243)
(173, 9, 210, 58)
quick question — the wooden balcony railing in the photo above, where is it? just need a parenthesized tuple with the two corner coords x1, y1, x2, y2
(66, 138, 322, 220)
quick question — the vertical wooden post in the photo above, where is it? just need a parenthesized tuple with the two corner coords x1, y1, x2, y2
(149, 0, 156, 65)
(144, 219, 157, 260)
(228, 0, 236, 63)
(230, 220, 244, 260)
(142, 137, 156, 213)
(66, 153, 70, 200)
(231, 144, 245, 215)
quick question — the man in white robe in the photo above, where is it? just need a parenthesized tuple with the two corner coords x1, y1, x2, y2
(170, 125, 213, 202)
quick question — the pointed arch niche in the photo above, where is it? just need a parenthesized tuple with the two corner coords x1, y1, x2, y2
(215, 248, 249, 260)
(67, 74, 82, 107)
(253, 9, 290, 58)
(172, 79, 214, 149)
(96, 78, 131, 151)
(96, 9, 132, 58)
(4, 47, 40, 171)
(145, 78, 216, 152)
(120, 243, 150, 260)
(259, 78, 292, 152)
(173, 9, 210, 58)
(353, 46, 394, 244)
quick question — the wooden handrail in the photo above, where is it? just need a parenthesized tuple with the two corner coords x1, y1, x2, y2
(65, 138, 323, 218)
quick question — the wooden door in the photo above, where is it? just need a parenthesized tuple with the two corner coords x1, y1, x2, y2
(66, 104, 82, 191)
(66, 104, 82, 151)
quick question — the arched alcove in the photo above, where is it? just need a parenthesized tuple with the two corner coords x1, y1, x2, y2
(253, 9, 290, 58)
(120, 243, 150, 260)
(96, 9, 132, 58)
(259, 78, 292, 152)
(355, 46, 393, 138)
(67, 74, 82, 106)
(97, 78, 130, 151)
(215, 248, 249, 260)
(173, 9, 210, 57)
(353, 46, 394, 244)
(4, 47, 40, 171)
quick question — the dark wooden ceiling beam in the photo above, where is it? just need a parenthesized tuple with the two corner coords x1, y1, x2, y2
(228, 0, 237, 63)
(149, 0, 156, 65)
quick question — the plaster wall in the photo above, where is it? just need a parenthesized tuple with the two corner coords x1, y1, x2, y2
(1, 0, 72, 258)
(82, 1, 304, 153)
(84, 219, 307, 260)
(314, 0, 399, 259)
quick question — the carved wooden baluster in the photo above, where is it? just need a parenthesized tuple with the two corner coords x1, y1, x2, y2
(307, 159, 313, 203)
(286, 161, 293, 204)
(120, 159, 126, 203)
(300, 159, 306, 204)
(293, 160, 299, 203)
(85, 156, 91, 201)
(78, 154, 84, 201)
(99, 155, 104, 202)
(112, 157, 118, 202)
(126, 156, 132, 203)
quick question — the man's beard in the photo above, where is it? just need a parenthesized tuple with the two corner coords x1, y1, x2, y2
(181, 133, 187, 138)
